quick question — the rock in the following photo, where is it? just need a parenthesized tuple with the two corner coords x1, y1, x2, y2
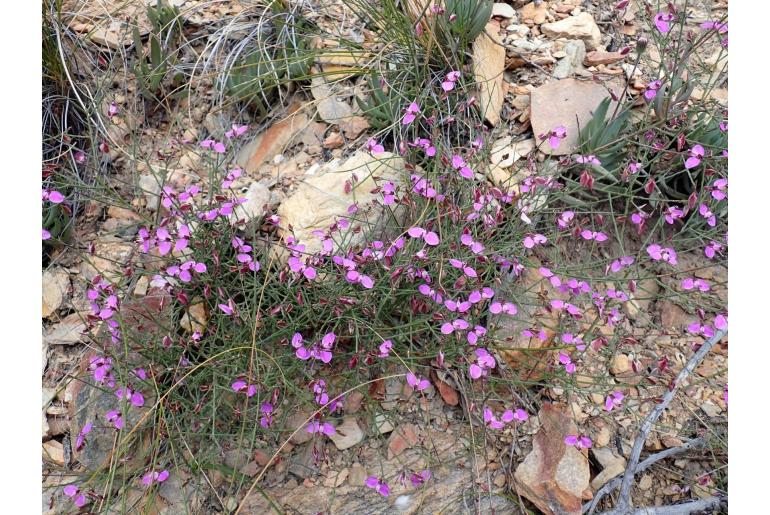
(590, 447, 627, 491)
(472, 21, 506, 126)
(310, 76, 355, 125)
(289, 441, 323, 479)
(519, 1, 548, 24)
(236, 108, 309, 174)
(514, 403, 590, 515)
(179, 298, 208, 334)
(328, 416, 364, 450)
(139, 173, 162, 211)
(231, 181, 271, 224)
(530, 78, 618, 155)
(658, 300, 696, 331)
(277, 151, 405, 255)
(552, 40, 585, 79)
(492, 3, 516, 19)
(323, 468, 349, 488)
(610, 354, 631, 375)
(541, 13, 602, 50)
(347, 462, 368, 486)
(595, 425, 611, 448)
(44, 313, 86, 346)
(224, 449, 249, 470)
(286, 411, 313, 444)
(491, 137, 536, 167)
(701, 400, 722, 418)
(434, 376, 459, 406)
(158, 469, 202, 511)
(323, 131, 344, 149)
(42, 267, 70, 318)
(638, 474, 653, 491)
(345, 390, 364, 413)
(373, 413, 395, 434)
(387, 424, 419, 459)
(339, 116, 370, 139)
(585, 50, 625, 67)
(624, 277, 660, 318)
(43, 440, 65, 466)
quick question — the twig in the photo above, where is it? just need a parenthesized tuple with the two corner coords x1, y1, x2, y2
(585, 438, 705, 514)
(626, 496, 724, 515)
(595, 329, 726, 515)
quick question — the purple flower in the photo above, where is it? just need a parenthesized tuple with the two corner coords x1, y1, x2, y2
(410, 469, 432, 487)
(714, 314, 728, 331)
(654, 12, 675, 33)
(644, 80, 662, 100)
(260, 402, 274, 428)
(685, 144, 705, 169)
(441, 70, 461, 91)
(580, 230, 609, 242)
(448, 258, 477, 278)
(440, 318, 470, 335)
(232, 379, 257, 398)
(523, 233, 547, 249)
(604, 391, 624, 412)
(575, 154, 601, 165)
(711, 179, 727, 200)
(42, 189, 65, 203)
(647, 244, 678, 265)
(200, 139, 226, 153)
(63, 485, 87, 507)
(366, 138, 385, 154)
(307, 420, 336, 436)
(681, 277, 710, 292)
(688, 322, 715, 338)
(365, 476, 390, 496)
(565, 434, 592, 449)
(705, 240, 723, 259)
(460, 233, 484, 254)
(106, 409, 123, 430)
(402, 102, 420, 125)
(551, 299, 582, 317)
(225, 124, 249, 139)
(142, 469, 170, 486)
(699, 204, 717, 227)
(701, 20, 728, 34)
(378, 339, 393, 357)
(664, 206, 685, 225)
(483, 407, 505, 429)
(469, 348, 496, 379)
(42, 228, 52, 240)
(406, 372, 431, 391)
(608, 255, 634, 274)
(541, 125, 567, 149)
(558, 352, 576, 374)
(75, 423, 93, 451)
(489, 301, 517, 315)
(557, 210, 574, 229)
(407, 226, 440, 246)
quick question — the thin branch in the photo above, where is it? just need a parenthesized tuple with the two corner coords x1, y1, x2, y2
(585, 438, 705, 514)
(628, 496, 724, 515)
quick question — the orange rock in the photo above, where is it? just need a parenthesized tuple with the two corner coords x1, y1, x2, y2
(585, 50, 626, 67)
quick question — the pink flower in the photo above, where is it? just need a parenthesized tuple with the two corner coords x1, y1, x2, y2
(107, 101, 119, 117)
(307, 420, 336, 436)
(557, 210, 574, 229)
(711, 178, 727, 200)
(75, 422, 93, 451)
(260, 402, 274, 428)
(402, 101, 420, 125)
(647, 244, 678, 265)
(42, 189, 65, 203)
(558, 352, 576, 374)
(225, 124, 249, 139)
(489, 301, 517, 315)
(608, 255, 634, 274)
(604, 391, 624, 411)
(406, 372, 431, 391)
(365, 476, 390, 496)
(42, 228, 52, 240)
(701, 20, 728, 34)
(410, 470, 432, 487)
(654, 12, 675, 33)
(523, 233, 547, 248)
(644, 80, 662, 100)
(704, 240, 723, 259)
(441, 70, 461, 91)
(699, 204, 716, 227)
(407, 226, 440, 246)
(441, 318, 470, 335)
(541, 125, 567, 149)
(681, 277, 710, 292)
(63, 485, 88, 507)
(685, 145, 705, 169)
(688, 322, 715, 338)
(580, 230, 608, 242)
(469, 348, 496, 379)
(564, 434, 592, 449)
(232, 379, 257, 397)
(218, 299, 236, 316)
(142, 469, 170, 486)
(366, 138, 385, 154)
(460, 233, 484, 254)
(714, 314, 728, 331)
(551, 299, 582, 317)
(106, 409, 123, 429)
(483, 406, 505, 429)
(539, 267, 562, 287)
(200, 139, 226, 153)
(378, 339, 393, 357)
(575, 154, 601, 165)
(664, 206, 685, 225)
(448, 258, 477, 278)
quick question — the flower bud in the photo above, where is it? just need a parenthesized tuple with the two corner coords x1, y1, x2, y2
(636, 37, 648, 52)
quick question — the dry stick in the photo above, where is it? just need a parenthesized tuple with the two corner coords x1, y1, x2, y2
(627, 497, 723, 515)
(597, 329, 727, 515)
(585, 437, 705, 514)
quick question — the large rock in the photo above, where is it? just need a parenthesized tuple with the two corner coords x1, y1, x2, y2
(473, 21, 506, 126)
(552, 40, 586, 79)
(328, 416, 364, 450)
(44, 313, 86, 346)
(42, 267, 70, 318)
(236, 108, 309, 174)
(514, 403, 591, 515)
(277, 150, 405, 255)
(542, 12, 602, 50)
(591, 447, 627, 491)
(530, 78, 618, 155)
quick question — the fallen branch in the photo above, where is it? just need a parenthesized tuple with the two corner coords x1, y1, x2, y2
(591, 329, 726, 515)
(627, 496, 724, 515)
(584, 438, 705, 513)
